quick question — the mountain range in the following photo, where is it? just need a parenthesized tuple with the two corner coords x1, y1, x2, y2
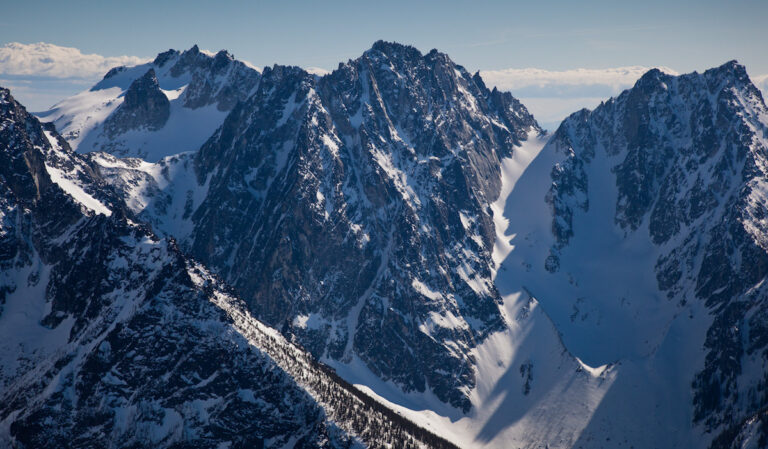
(1, 41, 766, 449)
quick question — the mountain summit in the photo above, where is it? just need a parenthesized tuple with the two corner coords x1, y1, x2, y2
(37, 45, 261, 161)
(495, 59, 768, 447)
(82, 40, 542, 412)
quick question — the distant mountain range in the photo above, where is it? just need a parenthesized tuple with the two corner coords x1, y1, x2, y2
(0, 41, 766, 449)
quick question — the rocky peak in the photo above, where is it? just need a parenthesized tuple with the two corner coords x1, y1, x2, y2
(367, 39, 422, 60)
(632, 67, 668, 93)
(360, 41, 459, 83)
(180, 41, 541, 411)
(543, 62, 768, 447)
(169, 44, 208, 75)
(0, 88, 53, 204)
(704, 59, 750, 84)
(358, 40, 465, 90)
(175, 46, 261, 110)
(104, 68, 170, 136)
(123, 68, 163, 107)
(214, 48, 234, 65)
(152, 48, 179, 67)
(547, 62, 767, 257)
(194, 63, 311, 173)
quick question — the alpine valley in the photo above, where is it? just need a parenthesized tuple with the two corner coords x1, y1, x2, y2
(1, 41, 766, 449)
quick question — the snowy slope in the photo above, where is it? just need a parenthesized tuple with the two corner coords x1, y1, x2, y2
(87, 151, 207, 241)
(490, 123, 711, 448)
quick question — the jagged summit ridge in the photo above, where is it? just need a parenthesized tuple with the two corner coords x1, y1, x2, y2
(104, 68, 170, 135)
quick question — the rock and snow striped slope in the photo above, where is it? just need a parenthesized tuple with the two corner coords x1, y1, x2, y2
(0, 87, 457, 449)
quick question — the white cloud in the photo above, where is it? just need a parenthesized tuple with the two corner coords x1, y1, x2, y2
(305, 67, 331, 76)
(479, 66, 679, 130)
(515, 96, 607, 131)
(755, 74, 768, 99)
(0, 42, 148, 79)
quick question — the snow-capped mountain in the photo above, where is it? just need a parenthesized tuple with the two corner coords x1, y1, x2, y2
(491, 60, 768, 448)
(0, 87, 458, 449)
(36, 45, 261, 161)
(87, 41, 545, 414)
(13, 38, 768, 449)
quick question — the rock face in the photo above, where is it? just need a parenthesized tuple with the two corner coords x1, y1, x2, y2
(0, 86, 346, 448)
(37, 45, 261, 161)
(539, 61, 768, 447)
(114, 41, 541, 411)
(0, 87, 459, 449)
(104, 68, 170, 135)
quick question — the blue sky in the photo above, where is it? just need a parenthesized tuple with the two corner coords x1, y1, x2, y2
(3, 0, 766, 73)
(1, 0, 766, 126)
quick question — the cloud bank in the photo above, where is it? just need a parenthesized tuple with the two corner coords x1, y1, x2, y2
(0, 42, 149, 110)
(479, 66, 679, 93)
(479, 66, 679, 130)
(479, 66, 768, 130)
(0, 42, 147, 79)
